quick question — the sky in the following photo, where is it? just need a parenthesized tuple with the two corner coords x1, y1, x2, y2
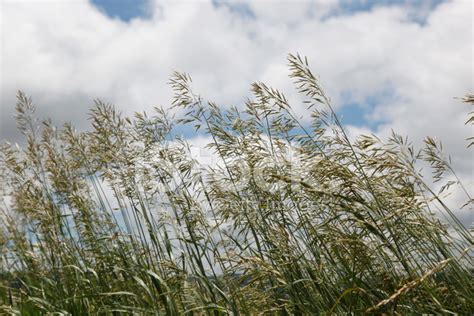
(0, 0, 472, 219)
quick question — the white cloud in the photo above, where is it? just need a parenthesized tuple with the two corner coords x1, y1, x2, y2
(0, 0, 472, 223)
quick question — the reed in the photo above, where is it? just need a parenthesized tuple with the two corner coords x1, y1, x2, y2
(0, 55, 472, 315)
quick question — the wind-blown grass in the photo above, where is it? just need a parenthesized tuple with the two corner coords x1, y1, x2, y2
(0, 55, 472, 315)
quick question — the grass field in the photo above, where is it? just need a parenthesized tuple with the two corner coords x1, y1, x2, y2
(1, 55, 472, 315)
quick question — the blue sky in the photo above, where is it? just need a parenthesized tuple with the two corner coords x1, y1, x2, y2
(91, 0, 150, 21)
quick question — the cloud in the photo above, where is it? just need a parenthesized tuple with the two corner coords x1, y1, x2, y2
(0, 0, 471, 224)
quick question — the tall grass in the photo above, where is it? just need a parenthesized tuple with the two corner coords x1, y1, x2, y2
(0, 55, 472, 315)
